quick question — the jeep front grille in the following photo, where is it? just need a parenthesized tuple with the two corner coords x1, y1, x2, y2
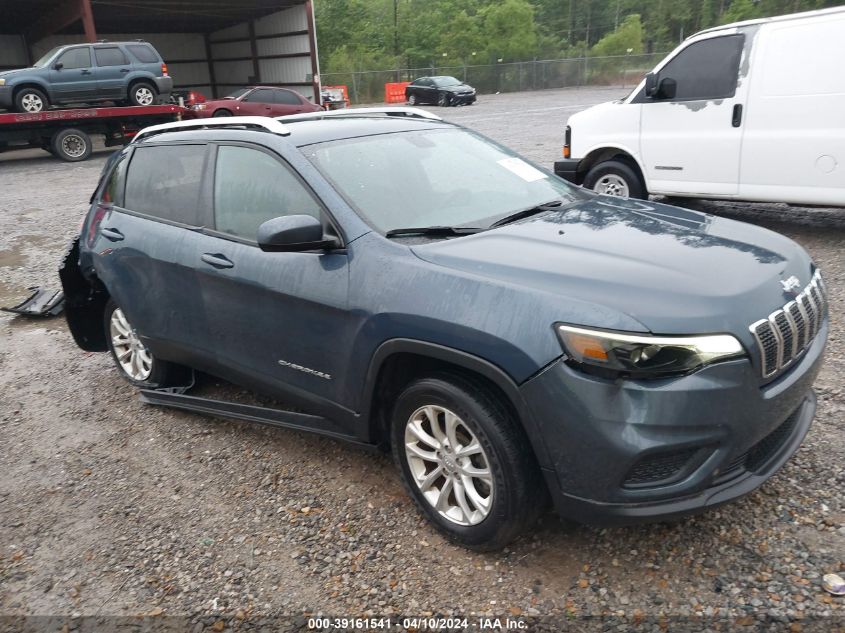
(749, 271, 827, 379)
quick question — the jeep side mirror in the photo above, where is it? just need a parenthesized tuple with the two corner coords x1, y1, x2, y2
(257, 215, 337, 253)
(644, 72, 657, 97)
(656, 77, 677, 100)
(53, 62, 64, 70)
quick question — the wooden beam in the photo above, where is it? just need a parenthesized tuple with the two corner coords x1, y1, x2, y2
(25, 0, 96, 44)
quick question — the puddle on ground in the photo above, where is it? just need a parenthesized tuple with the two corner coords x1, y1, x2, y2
(0, 244, 25, 269)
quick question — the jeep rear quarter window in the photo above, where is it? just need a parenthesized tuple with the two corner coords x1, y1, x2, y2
(124, 145, 206, 226)
(213, 145, 321, 240)
(657, 34, 744, 101)
(126, 44, 159, 63)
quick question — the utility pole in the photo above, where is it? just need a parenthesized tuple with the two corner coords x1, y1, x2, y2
(393, 0, 399, 81)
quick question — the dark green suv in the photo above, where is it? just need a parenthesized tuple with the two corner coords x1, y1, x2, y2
(0, 41, 173, 113)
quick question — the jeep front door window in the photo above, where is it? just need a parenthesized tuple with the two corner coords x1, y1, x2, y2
(51, 47, 97, 99)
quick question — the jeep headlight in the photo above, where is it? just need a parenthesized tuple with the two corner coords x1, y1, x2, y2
(556, 324, 745, 379)
(0, 78, 6, 86)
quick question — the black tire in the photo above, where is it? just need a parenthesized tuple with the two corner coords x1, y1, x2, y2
(437, 92, 450, 107)
(391, 373, 544, 551)
(51, 128, 92, 162)
(582, 159, 646, 199)
(15, 87, 49, 113)
(128, 81, 157, 107)
(213, 109, 233, 117)
(104, 300, 179, 389)
(407, 93, 417, 105)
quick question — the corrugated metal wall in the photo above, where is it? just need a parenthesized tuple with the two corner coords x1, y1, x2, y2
(0, 35, 28, 69)
(0, 3, 317, 102)
(209, 4, 316, 101)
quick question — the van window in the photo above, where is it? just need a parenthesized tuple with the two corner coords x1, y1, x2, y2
(213, 145, 321, 240)
(127, 44, 159, 63)
(657, 34, 744, 101)
(124, 145, 206, 225)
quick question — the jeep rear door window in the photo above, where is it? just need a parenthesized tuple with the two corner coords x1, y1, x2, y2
(127, 44, 158, 63)
(305, 129, 582, 234)
(213, 145, 321, 240)
(95, 47, 129, 66)
(57, 47, 92, 70)
(124, 145, 206, 225)
(657, 34, 744, 101)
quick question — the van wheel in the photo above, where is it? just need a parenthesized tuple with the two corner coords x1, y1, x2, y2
(128, 82, 157, 107)
(51, 128, 92, 162)
(391, 374, 543, 551)
(104, 300, 178, 388)
(15, 87, 49, 113)
(583, 160, 646, 199)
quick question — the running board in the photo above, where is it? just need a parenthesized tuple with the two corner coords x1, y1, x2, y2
(138, 389, 373, 449)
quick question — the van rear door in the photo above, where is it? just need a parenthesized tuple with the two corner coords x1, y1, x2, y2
(638, 33, 748, 196)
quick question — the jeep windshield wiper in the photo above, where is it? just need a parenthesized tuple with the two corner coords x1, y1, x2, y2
(385, 226, 484, 238)
(489, 199, 566, 228)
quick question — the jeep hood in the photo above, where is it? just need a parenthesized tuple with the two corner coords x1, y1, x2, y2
(410, 197, 813, 337)
(0, 68, 30, 79)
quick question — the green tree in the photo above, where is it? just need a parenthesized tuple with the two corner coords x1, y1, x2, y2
(481, 0, 539, 62)
(590, 13, 645, 56)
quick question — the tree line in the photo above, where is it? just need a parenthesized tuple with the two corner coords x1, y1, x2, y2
(315, 0, 841, 74)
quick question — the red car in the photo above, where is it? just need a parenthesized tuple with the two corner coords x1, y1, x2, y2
(193, 86, 321, 118)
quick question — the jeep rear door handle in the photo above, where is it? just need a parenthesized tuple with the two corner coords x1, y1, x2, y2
(100, 227, 124, 241)
(201, 253, 234, 269)
(732, 104, 743, 128)
(120, 68, 130, 73)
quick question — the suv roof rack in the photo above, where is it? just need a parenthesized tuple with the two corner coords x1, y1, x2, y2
(133, 116, 291, 143)
(278, 106, 442, 123)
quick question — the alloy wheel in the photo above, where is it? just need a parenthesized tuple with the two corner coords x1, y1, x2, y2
(134, 87, 154, 106)
(593, 174, 630, 197)
(21, 93, 44, 112)
(109, 307, 153, 381)
(404, 405, 494, 526)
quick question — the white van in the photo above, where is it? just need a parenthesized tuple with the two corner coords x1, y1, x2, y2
(554, 7, 845, 207)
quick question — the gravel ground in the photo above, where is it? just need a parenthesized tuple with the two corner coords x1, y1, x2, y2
(1, 87, 844, 631)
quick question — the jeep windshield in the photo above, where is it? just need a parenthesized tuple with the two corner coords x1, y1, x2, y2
(304, 128, 586, 235)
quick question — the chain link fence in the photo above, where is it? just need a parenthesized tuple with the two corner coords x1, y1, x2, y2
(322, 53, 667, 104)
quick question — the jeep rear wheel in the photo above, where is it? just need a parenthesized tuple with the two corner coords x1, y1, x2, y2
(392, 374, 543, 550)
(15, 87, 49, 113)
(583, 159, 646, 199)
(104, 301, 178, 388)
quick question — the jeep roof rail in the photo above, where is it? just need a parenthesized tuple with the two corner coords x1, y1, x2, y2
(278, 106, 442, 123)
(133, 116, 291, 143)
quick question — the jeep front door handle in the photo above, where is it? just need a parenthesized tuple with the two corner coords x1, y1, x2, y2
(100, 227, 124, 241)
(201, 253, 234, 269)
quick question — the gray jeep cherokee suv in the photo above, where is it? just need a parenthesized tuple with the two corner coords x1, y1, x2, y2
(0, 41, 172, 113)
(60, 110, 828, 550)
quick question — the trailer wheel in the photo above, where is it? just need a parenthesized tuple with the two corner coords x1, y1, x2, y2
(51, 128, 92, 162)
(15, 87, 49, 113)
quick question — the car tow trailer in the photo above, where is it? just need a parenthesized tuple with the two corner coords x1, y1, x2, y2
(139, 384, 376, 451)
(0, 104, 189, 162)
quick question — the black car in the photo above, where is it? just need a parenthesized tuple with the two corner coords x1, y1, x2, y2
(405, 76, 477, 107)
(61, 108, 826, 550)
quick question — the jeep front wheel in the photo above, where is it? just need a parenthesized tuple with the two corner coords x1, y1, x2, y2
(583, 159, 646, 199)
(392, 374, 543, 550)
